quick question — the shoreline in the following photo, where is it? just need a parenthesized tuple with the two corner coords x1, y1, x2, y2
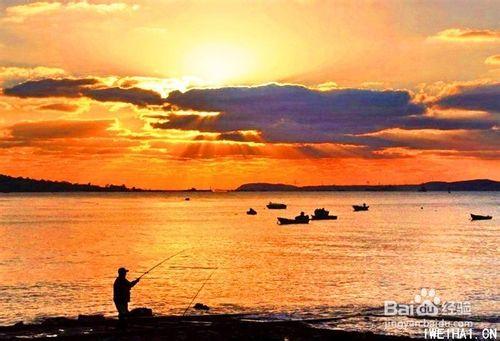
(2, 174, 499, 193)
(0, 314, 423, 340)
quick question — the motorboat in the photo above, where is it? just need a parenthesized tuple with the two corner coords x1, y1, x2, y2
(267, 202, 287, 209)
(353, 204, 369, 211)
(311, 208, 337, 220)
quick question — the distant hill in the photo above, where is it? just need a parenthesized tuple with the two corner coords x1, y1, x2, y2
(0, 174, 214, 192)
(0, 174, 144, 193)
(235, 179, 500, 192)
(2, 174, 497, 192)
(234, 183, 299, 191)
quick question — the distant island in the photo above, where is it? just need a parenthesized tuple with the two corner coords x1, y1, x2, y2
(235, 179, 500, 192)
(0, 174, 210, 193)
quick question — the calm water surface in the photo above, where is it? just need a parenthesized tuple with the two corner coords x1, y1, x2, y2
(0, 192, 498, 336)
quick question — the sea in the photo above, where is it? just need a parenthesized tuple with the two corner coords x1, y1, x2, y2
(0, 191, 498, 338)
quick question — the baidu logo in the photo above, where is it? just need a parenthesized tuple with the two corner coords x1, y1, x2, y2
(413, 288, 440, 316)
(385, 288, 441, 317)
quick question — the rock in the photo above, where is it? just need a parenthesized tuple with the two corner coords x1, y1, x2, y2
(13, 321, 24, 328)
(129, 307, 153, 317)
(41, 317, 73, 326)
(193, 303, 210, 311)
(78, 314, 105, 323)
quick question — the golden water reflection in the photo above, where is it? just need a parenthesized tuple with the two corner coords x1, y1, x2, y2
(0, 192, 498, 328)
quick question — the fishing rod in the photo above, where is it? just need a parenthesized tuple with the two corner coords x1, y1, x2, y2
(137, 248, 189, 280)
(182, 267, 218, 316)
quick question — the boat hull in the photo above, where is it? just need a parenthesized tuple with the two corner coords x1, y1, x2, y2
(471, 214, 492, 221)
(267, 204, 287, 209)
(353, 205, 369, 211)
(311, 215, 338, 220)
(277, 217, 309, 225)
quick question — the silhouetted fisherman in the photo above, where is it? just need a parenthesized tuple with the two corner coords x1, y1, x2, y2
(295, 211, 306, 219)
(113, 267, 140, 327)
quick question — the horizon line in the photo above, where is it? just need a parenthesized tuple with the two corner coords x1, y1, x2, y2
(1, 173, 498, 192)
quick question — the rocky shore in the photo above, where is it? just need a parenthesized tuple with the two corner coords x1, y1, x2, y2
(0, 314, 422, 340)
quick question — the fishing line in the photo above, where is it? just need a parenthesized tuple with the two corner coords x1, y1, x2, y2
(137, 248, 189, 280)
(182, 267, 218, 316)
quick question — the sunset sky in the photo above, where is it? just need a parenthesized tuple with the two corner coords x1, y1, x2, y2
(0, 0, 499, 189)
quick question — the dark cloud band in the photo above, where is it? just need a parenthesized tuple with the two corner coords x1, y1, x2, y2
(4, 78, 164, 107)
(435, 84, 500, 113)
(3, 79, 498, 154)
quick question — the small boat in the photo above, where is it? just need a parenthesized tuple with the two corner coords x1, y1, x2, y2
(267, 202, 287, 209)
(185, 197, 190, 201)
(247, 208, 257, 215)
(311, 208, 337, 220)
(353, 204, 369, 211)
(471, 214, 492, 221)
(278, 212, 309, 225)
(277, 216, 309, 225)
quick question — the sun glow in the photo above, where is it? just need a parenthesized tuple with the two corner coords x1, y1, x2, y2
(184, 43, 256, 85)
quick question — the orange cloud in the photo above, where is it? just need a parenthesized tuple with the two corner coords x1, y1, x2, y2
(361, 128, 499, 152)
(2, 2, 61, 23)
(0, 66, 67, 85)
(37, 103, 80, 112)
(6, 119, 115, 140)
(2, 1, 139, 23)
(428, 28, 500, 43)
(414, 79, 497, 104)
(145, 139, 370, 160)
(485, 55, 500, 66)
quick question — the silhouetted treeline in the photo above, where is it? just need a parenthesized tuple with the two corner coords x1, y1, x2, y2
(235, 179, 500, 192)
(0, 174, 144, 193)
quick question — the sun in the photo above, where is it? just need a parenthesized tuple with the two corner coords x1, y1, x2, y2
(184, 42, 256, 85)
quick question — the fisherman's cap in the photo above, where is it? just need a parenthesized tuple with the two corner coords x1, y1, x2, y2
(118, 267, 129, 274)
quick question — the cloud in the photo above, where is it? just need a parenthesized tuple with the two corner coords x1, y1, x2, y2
(434, 83, 500, 113)
(360, 81, 385, 89)
(2, 2, 61, 23)
(145, 139, 371, 160)
(194, 130, 263, 143)
(403, 116, 496, 131)
(83, 87, 163, 106)
(314, 81, 338, 91)
(428, 28, 500, 43)
(64, 1, 139, 13)
(3, 77, 164, 106)
(160, 83, 425, 142)
(0, 117, 370, 161)
(485, 55, 500, 66)
(37, 103, 80, 112)
(149, 83, 498, 153)
(3, 79, 498, 158)
(3, 78, 98, 98)
(6, 119, 114, 140)
(414, 80, 496, 104)
(217, 131, 262, 143)
(0, 119, 144, 158)
(2, 1, 139, 23)
(359, 128, 500, 152)
(0, 66, 67, 86)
